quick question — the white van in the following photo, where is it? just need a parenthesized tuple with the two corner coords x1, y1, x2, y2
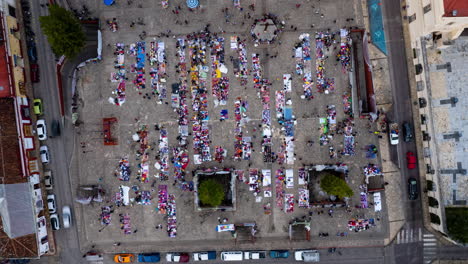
(220, 251, 243, 261)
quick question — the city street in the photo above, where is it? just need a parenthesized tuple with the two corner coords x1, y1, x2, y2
(381, 1, 424, 263)
(28, 0, 82, 263)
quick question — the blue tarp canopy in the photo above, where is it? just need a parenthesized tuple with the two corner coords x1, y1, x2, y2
(284, 106, 293, 121)
(104, 0, 115, 6)
(186, 0, 199, 8)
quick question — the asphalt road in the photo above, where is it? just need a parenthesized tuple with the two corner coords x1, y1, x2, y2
(381, 0, 422, 239)
(28, 0, 81, 263)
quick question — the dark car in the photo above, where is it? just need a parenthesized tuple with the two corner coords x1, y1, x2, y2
(403, 122, 413, 142)
(408, 178, 418, 200)
(30, 63, 39, 83)
(138, 253, 160, 263)
(28, 45, 37, 63)
(270, 250, 289, 258)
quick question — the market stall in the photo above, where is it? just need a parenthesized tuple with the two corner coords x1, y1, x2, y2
(315, 31, 335, 94)
(149, 41, 167, 100)
(295, 34, 313, 99)
(158, 185, 168, 214)
(189, 33, 211, 163)
(210, 37, 229, 105)
(298, 168, 307, 185)
(262, 169, 272, 197)
(248, 168, 261, 196)
(275, 169, 285, 209)
(167, 194, 177, 237)
(117, 158, 131, 181)
(338, 28, 352, 73)
(120, 213, 131, 234)
(101, 206, 112, 225)
(284, 194, 294, 213)
(286, 169, 294, 188)
(298, 188, 310, 208)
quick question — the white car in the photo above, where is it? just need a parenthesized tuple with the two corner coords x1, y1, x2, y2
(294, 250, 319, 262)
(47, 194, 57, 214)
(44, 170, 53, 190)
(36, 119, 47, 140)
(62, 206, 72, 228)
(40, 145, 49, 164)
(50, 213, 60, 230)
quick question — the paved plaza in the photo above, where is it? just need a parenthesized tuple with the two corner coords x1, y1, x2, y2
(71, 0, 389, 252)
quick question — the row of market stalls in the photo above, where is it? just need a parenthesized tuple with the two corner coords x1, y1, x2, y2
(188, 33, 212, 164)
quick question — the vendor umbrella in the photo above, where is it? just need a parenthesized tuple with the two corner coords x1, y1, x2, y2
(103, 0, 115, 6)
(186, 0, 199, 9)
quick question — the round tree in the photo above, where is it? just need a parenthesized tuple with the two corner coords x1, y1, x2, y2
(39, 5, 85, 58)
(198, 179, 224, 207)
(320, 173, 354, 199)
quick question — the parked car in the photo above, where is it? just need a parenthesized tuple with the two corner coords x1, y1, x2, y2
(114, 253, 135, 263)
(62, 206, 72, 228)
(244, 251, 266, 259)
(192, 251, 216, 261)
(166, 253, 189, 263)
(36, 119, 47, 140)
(403, 122, 413, 142)
(30, 63, 39, 83)
(269, 250, 289, 259)
(40, 145, 50, 164)
(33, 99, 43, 115)
(408, 178, 418, 200)
(220, 251, 243, 261)
(47, 194, 56, 214)
(28, 45, 37, 63)
(294, 250, 320, 262)
(44, 170, 53, 190)
(51, 120, 61, 137)
(406, 151, 417, 169)
(50, 213, 60, 230)
(138, 253, 161, 263)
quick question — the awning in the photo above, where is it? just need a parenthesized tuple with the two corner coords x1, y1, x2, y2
(104, 0, 115, 5)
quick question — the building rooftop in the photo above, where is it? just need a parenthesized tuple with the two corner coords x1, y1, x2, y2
(0, 98, 38, 258)
(444, 0, 468, 17)
(0, 13, 13, 98)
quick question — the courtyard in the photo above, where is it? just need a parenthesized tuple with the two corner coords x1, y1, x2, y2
(72, 0, 388, 252)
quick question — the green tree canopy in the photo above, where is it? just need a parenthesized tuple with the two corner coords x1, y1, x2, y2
(39, 5, 85, 58)
(198, 179, 225, 207)
(320, 173, 354, 199)
(446, 208, 468, 244)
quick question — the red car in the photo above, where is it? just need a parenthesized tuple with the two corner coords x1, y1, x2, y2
(30, 63, 39, 83)
(406, 151, 416, 169)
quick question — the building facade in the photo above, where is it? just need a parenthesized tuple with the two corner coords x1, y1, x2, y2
(406, 0, 468, 238)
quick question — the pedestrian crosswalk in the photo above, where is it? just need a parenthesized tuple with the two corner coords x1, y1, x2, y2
(395, 228, 438, 263)
(396, 227, 423, 244)
(422, 233, 438, 264)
